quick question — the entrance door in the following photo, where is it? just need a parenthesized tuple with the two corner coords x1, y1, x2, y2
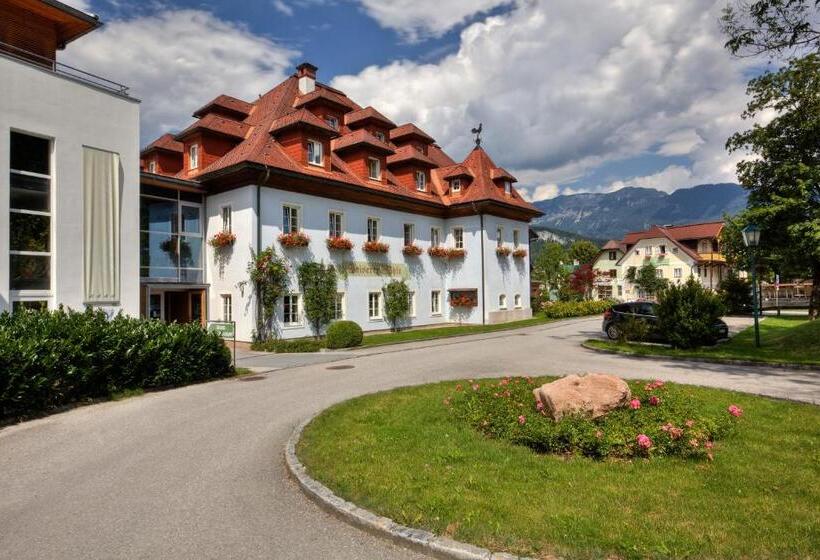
(164, 291, 190, 324)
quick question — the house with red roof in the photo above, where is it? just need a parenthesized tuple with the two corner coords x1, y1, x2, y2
(591, 221, 730, 300)
(139, 62, 542, 341)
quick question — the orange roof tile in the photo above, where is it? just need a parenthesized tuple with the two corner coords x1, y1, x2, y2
(491, 167, 517, 182)
(141, 133, 183, 154)
(344, 106, 396, 129)
(192, 94, 253, 119)
(268, 108, 340, 137)
(601, 240, 621, 250)
(390, 123, 435, 144)
(175, 113, 251, 141)
(439, 164, 474, 180)
(293, 86, 358, 111)
(386, 145, 437, 168)
(332, 129, 395, 155)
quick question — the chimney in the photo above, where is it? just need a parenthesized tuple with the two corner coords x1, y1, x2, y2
(296, 62, 317, 95)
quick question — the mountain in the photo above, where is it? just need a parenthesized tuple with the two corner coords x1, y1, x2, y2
(530, 226, 605, 247)
(532, 183, 747, 241)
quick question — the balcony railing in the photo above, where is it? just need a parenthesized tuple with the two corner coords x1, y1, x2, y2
(0, 40, 130, 97)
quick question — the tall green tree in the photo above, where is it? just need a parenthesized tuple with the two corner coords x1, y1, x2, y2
(627, 263, 669, 297)
(297, 262, 337, 338)
(532, 242, 567, 293)
(569, 240, 600, 266)
(721, 0, 820, 58)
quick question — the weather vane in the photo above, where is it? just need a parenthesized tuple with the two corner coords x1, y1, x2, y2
(471, 123, 482, 148)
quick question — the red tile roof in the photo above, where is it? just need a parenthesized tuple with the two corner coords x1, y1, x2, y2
(141, 133, 183, 154)
(601, 239, 621, 250)
(386, 145, 437, 167)
(439, 164, 474, 180)
(175, 113, 251, 141)
(491, 167, 517, 182)
(268, 108, 340, 137)
(663, 221, 724, 240)
(293, 86, 357, 111)
(331, 129, 395, 155)
(390, 123, 435, 144)
(344, 106, 396, 129)
(193, 94, 253, 119)
(619, 221, 725, 262)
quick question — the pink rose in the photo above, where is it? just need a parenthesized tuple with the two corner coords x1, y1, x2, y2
(595, 430, 603, 439)
(630, 399, 641, 410)
(689, 438, 699, 448)
(536, 401, 544, 411)
(518, 415, 526, 425)
(472, 383, 480, 391)
(705, 441, 714, 449)
(455, 384, 463, 392)
(728, 404, 743, 417)
(636, 434, 652, 449)
(685, 419, 695, 428)
(669, 427, 683, 440)
(648, 395, 660, 406)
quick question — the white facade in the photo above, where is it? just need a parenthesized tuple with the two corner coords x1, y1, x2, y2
(206, 185, 532, 341)
(0, 55, 141, 315)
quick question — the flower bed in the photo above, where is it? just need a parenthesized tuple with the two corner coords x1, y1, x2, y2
(279, 231, 310, 248)
(363, 240, 389, 253)
(448, 377, 740, 460)
(402, 244, 423, 256)
(512, 248, 527, 259)
(496, 246, 512, 257)
(208, 230, 236, 249)
(326, 237, 353, 251)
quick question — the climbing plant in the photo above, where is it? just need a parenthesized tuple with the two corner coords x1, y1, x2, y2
(297, 261, 338, 338)
(382, 279, 410, 332)
(238, 246, 289, 341)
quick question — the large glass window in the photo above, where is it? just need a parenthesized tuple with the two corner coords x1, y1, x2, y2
(10, 132, 51, 293)
(140, 190, 203, 283)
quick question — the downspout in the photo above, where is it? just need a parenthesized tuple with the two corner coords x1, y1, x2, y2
(472, 202, 486, 325)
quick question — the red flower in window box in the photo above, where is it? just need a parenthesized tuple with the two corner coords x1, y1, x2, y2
(450, 294, 477, 307)
(428, 246, 449, 259)
(278, 231, 310, 248)
(326, 237, 353, 251)
(496, 246, 512, 257)
(208, 230, 236, 249)
(512, 248, 528, 259)
(363, 240, 389, 253)
(447, 248, 466, 259)
(402, 244, 423, 256)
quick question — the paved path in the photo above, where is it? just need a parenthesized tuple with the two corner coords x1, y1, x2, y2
(1, 317, 817, 560)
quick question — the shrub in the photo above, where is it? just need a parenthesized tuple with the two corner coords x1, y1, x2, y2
(617, 315, 650, 343)
(326, 320, 364, 349)
(448, 376, 740, 460)
(541, 299, 613, 319)
(297, 262, 337, 337)
(657, 277, 726, 348)
(383, 279, 410, 331)
(718, 273, 753, 314)
(0, 308, 232, 419)
(251, 338, 324, 353)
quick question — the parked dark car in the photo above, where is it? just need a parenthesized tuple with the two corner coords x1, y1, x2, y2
(602, 301, 729, 343)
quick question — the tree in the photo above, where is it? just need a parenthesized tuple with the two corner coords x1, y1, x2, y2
(721, 0, 820, 58)
(726, 54, 820, 318)
(630, 263, 669, 297)
(568, 263, 595, 300)
(382, 279, 410, 332)
(569, 240, 600, 266)
(297, 262, 337, 338)
(718, 272, 754, 314)
(656, 278, 726, 349)
(237, 246, 289, 341)
(532, 242, 567, 293)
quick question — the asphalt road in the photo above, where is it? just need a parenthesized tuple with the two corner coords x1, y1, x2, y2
(1, 316, 817, 560)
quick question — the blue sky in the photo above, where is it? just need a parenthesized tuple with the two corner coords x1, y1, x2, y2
(64, 0, 763, 200)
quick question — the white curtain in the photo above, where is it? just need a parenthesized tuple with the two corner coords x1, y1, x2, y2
(83, 147, 121, 303)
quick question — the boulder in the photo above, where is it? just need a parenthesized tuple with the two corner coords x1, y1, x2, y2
(532, 374, 631, 421)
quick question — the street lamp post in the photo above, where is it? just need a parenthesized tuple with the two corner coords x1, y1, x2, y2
(742, 224, 762, 348)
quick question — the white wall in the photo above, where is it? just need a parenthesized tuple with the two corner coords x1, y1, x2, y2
(0, 56, 141, 315)
(482, 215, 532, 323)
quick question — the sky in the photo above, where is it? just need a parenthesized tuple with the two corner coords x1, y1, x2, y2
(60, 0, 772, 201)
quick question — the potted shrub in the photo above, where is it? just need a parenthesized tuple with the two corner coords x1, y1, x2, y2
(428, 246, 449, 259)
(496, 246, 512, 257)
(279, 231, 310, 248)
(402, 244, 423, 256)
(447, 248, 466, 259)
(363, 240, 389, 253)
(513, 248, 528, 259)
(326, 237, 353, 251)
(209, 230, 236, 249)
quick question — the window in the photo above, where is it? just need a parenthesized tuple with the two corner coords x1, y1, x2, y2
(672, 247, 679, 254)
(10, 132, 51, 293)
(148, 161, 156, 173)
(504, 181, 511, 195)
(368, 292, 381, 319)
(283, 294, 300, 325)
(221, 294, 232, 321)
(329, 211, 343, 238)
(307, 139, 323, 166)
(451, 178, 461, 193)
(324, 115, 338, 130)
(646, 245, 653, 255)
(12, 300, 48, 313)
(407, 291, 416, 317)
(659, 244, 666, 254)
(430, 227, 441, 247)
(283, 205, 300, 234)
(617, 285, 623, 296)
(415, 170, 426, 191)
(513, 229, 520, 248)
(453, 227, 464, 249)
(496, 226, 503, 248)
(374, 131, 386, 142)
(140, 190, 204, 283)
(403, 223, 415, 246)
(189, 144, 199, 169)
(656, 269, 664, 278)
(367, 157, 381, 180)
(608, 251, 617, 260)
(431, 290, 441, 315)
(333, 293, 345, 320)
(367, 217, 380, 242)
(499, 294, 508, 309)
(514, 294, 522, 308)
(674, 268, 682, 278)
(221, 206, 232, 232)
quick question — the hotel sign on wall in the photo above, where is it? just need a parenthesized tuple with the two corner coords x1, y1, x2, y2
(337, 261, 410, 279)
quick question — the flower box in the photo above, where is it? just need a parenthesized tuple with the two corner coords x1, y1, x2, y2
(326, 237, 353, 251)
(209, 230, 236, 249)
(512, 248, 528, 259)
(363, 240, 389, 253)
(447, 248, 466, 259)
(449, 289, 478, 308)
(496, 246, 512, 257)
(428, 246, 449, 259)
(402, 244, 423, 256)
(279, 231, 310, 248)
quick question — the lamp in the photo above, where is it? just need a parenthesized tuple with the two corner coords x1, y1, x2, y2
(742, 224, 761, 247)
(742, 224, 762, 347)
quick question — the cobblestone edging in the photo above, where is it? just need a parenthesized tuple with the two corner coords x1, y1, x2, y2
(285, 415, 532, 560)
(581, 342, 820, 372)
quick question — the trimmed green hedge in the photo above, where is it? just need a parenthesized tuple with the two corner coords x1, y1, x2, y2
(0, 308, 233, 419)
(251, 338, 324, 353)
(542, 299, 614, 319)
(325, 321, 364, 349)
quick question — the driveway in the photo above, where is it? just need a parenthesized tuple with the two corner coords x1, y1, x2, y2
(1, 316, 817, 560)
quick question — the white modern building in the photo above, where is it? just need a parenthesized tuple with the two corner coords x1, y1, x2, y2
(0, 0, 140, 315)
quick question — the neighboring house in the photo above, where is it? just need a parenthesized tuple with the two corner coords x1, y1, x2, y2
(591, 221, 730, 301)
(0, 0, 140, 314)
(140, 63, 542, 341)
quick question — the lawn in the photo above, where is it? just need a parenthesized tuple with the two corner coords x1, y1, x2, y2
(298, 379, 820, 559)
(585, 316, 820, 366)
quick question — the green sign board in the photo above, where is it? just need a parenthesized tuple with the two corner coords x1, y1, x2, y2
(208, 321, 235, 339)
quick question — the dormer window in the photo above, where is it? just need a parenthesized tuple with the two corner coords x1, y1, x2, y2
(451, 178, 461, 193)
(189, 144, 199, 170)
(307, 139, 323, 166)
(367, 157, 381, 180)
(148, 161, 157, 173)
(504, 180, 511, 195)
(415, 170, 426, 192)
(325, 116, 339, 130)
(374, 131, 386, 142)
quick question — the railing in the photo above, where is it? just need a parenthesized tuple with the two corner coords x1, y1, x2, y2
(0, 40, 130, 97)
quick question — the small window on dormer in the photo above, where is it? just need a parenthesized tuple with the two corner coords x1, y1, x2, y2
(504, 180, 511, 195)
(307, 139, 323, 166)
(189, 144, 199, 170)
(451, 178, 461, 193)
(148, 161, 157, 173)
(374, 131, 386, 142)
(415, 170, 426, 192)
(325, 116, 339, 130)
(367, 157, 381, 180)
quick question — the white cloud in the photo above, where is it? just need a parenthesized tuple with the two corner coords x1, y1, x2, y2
(357, 0, 511, 41)
(63, 9, 299, 143)
(61, 0, 92, 12)
(272, 0, 294, 16)
(333, 0, 758, 194)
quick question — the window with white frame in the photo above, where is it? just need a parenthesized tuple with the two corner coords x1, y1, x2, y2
(453, 227, 464, 249)
(514, 294, 522, 308)
(283, 294, 300, 325)
(403, 223, 415, 246)
(189, 144, 199, 169)
(324, 115, 339, 130)
(367, 217, 379, 242)
(221, 294, 232, 321)
(496, 226, 503, 248)
(646, 245, 653, 255)
(609, 251, 617, 260)
(148, 160, 156, 173)
(333, 292, 345, 320)
(9, 131, 52, 295)
(430, 227, 441, 247)
(617, 285, 623, 296)
(656, 269, 664, 278)
(415, 170, 426, 191)
(674, 268, 682, 278)
(499, 294, 507, 309)
(283, 205, 300, 233)
(374, 131, 386, 142)
(329, 211, 343, 238)
(407, 291, 416, 317)
(513, 229, 520, 247)
(307, 139, 323, 166)
(504, 180, 511, 195)
(221, 206, 232, 232)
(451, 178, 461, 193)
(368, 292, 382, 319)
(367, 157, 381, 180)
(431, 290, 441, 315)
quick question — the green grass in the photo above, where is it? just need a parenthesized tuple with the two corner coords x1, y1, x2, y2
(298, 379, 820, 559)
(586, 316, 820, 366)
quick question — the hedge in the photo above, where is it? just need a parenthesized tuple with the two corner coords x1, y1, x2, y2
(541, 299, 615, 319)
(325, 320, 364, 349)
(250, 337, 324, 353)
(0, 308, 233, 419)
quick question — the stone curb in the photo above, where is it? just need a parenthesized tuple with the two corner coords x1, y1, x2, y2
(581, 341, 820, 372)
(285, 414, 533, 560)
